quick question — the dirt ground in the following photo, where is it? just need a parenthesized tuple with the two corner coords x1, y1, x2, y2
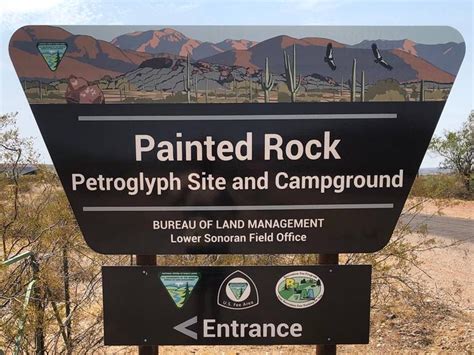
(420, 198, 474, 219)
(106, 200, 474, 354)
(410, 198, 473, 309)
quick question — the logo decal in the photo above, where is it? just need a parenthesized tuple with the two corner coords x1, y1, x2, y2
(160, 272, 200, 308)
(217, 270, 259, 310)
(275, 271, 324, 309)
(37, 42, 67, 71)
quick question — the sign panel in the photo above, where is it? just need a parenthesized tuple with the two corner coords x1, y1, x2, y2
(9, 26, 465, 254)
(102, 265, 372, 345)
(31, 102, 441, 254)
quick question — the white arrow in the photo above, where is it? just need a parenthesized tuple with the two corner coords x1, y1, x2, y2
(173, 316, 198, 340)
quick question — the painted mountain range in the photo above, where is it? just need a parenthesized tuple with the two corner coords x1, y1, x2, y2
(111, 29, 257, 60)
(350, 39, 464, 75)
(10, 26, 463, 85)
(200, 35, 456, 83)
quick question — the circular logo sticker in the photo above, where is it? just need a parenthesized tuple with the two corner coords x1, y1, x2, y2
(275, 271, 324, 309)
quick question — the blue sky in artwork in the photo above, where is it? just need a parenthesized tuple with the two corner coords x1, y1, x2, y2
(0, 0, 472, 167)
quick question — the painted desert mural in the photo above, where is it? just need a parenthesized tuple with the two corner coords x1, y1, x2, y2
(9, 26, 465, 104)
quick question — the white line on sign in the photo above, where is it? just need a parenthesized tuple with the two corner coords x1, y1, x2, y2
(82, 203, 394, 212)
(78, 113, 397, 121)
(174, 316, 198, 340)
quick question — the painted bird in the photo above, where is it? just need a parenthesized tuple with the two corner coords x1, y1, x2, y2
(371, 43, 393, 70)
(324, 43, 337, 71)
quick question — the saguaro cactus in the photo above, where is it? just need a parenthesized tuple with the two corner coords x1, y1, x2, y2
(205, 78, 209, 103)
(420, 80, 425, 101)
(194, 77, 198, 102)
(248, 79, 253, 102)
(183, 54, 192, 103)
(233, 77, 238, 103)
(360, 70, 365, 102)
(351, 59, 357, 102)
(283, 44, 301, 102)
(261, 57, 275, 103)
(340, 75, 344, 97)
(123, 81, 129, 100)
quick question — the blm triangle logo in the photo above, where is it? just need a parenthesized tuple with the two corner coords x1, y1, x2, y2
(160, 272, 200, 309)
(229, 282, 248, 300)
(37, 42, 67, 71)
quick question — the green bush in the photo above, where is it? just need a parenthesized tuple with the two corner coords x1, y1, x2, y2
(410, 174, 473, 200)
(277, 91, 291, 102)
(425, 89, 448, 101)
(366, 78, 407, 101)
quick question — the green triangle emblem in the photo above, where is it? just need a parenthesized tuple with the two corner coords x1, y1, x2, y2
(228, 282, 248, 299)
(160, 272, 200, 308)
(37, 42, 67, 71)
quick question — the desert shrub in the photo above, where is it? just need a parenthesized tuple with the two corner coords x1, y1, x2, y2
(425, 89, 448, 101)
(1, 113, 126, 354)
(23, 83, 56, 92)
(43, 91, 63, 99)
(57, 82, 68, 91)
(410, 84, 419, 100)
(98, 80, 110, 90)
(411, 174, 473, 200)
(430, 114, 473, 193)
(122, 97, 155, 103)
(366, 79, 407, 101)
(276, 83, 291, 103)
(277, 91, 291, 102)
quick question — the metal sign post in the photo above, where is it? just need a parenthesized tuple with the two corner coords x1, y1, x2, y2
(136, 255, 158, 355)
(316, 254, 339, 355)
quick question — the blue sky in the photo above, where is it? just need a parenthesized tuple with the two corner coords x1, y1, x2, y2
(0, 0, 472, 167)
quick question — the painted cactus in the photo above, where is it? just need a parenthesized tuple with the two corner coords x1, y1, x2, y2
(261, 57, 275, 103)
(233, 77, 238, 103)
(351, 58, 357, 102)
(283, 44, 301, 102)
(340, 75, 344, 97)
(248, 79, 253, 102)
(194, 76, 198, 102)
(183, 54, 192, 103)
